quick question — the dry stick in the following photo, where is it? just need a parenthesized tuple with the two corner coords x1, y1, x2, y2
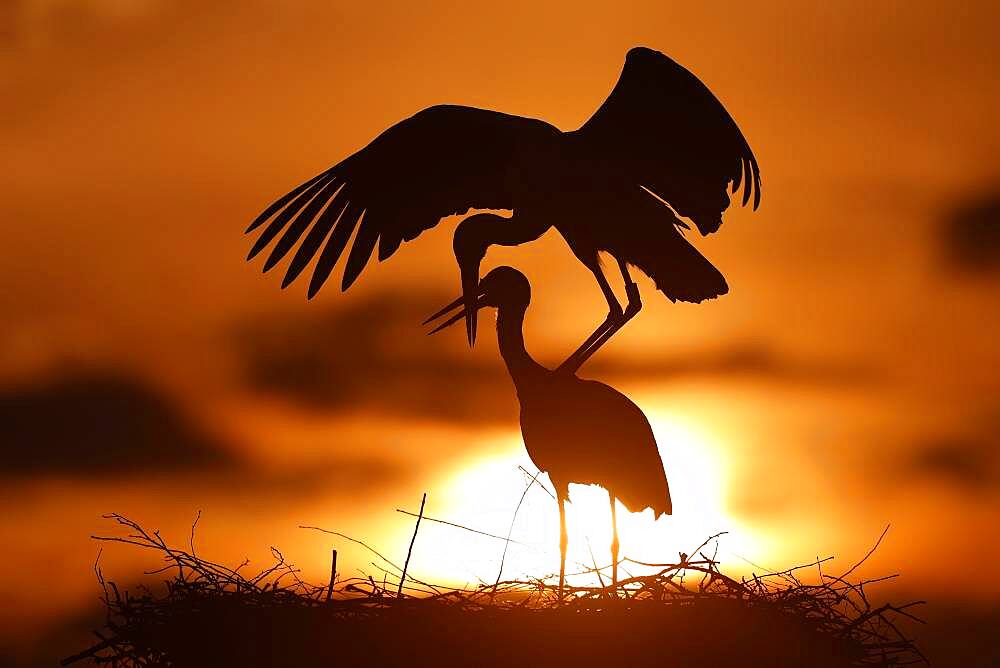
(839, 524, 890, 580)
(299, 527, 405, 575)
(301, 525, 443, 594)
(189, 510, 202, 557)
(395, 509, 529, 546)
(494, 469, 542, 589)
(398, 493, 427, 598)
(518, 465, 556, 499)
(585, 538, 607, 589)
(326, 549, 338, 602)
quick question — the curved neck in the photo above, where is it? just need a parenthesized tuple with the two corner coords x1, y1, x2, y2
(496, 301, 544, 385)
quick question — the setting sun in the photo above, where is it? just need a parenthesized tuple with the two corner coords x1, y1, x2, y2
(404, 407, 764, 588)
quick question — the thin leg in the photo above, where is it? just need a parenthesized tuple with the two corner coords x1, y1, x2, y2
(558, 495, 568, 599)
(610, 493, 620, 591)
(558, 257, 643, 375)
(573, 259, 643, 364)
(556, 261, 622, 375)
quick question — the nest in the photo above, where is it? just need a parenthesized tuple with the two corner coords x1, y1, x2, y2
(63, 513, 926, 668)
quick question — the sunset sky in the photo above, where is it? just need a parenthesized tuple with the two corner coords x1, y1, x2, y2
(2, 1, 998, 664)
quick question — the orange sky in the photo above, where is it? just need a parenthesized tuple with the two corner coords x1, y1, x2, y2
(2, 1, 999, 662)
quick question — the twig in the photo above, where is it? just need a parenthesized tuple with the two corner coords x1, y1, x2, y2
(189, 510, 202, 557)
(840, 524, 890, 580)
(398, 493, 427, 598)
(299, 526, 405, 575)
(326, 549, 337, 602)
(517, 465, 556, 499)
(394, 508, 528, 546)
(494, 469, 542, 589)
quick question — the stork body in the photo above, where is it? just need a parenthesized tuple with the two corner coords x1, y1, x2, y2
(427, 266, 671, 593)
(247, 47, 761, 367)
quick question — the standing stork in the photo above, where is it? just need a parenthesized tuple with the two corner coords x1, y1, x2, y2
(426, 266, 671, 593)
(246, 47, 761, 368)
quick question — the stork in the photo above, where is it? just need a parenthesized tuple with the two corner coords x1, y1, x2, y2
(246, 47, 761, 367)
(426, 266, 671, 594)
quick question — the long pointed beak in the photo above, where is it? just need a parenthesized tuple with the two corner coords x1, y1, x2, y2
(460, 262, 481, 346)
(424, 291, 487, 336)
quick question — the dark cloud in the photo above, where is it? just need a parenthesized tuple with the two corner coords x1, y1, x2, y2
(903, 437, 998, 492)
(0, 367, 407, 499)
(234, 295, 878, 426)
(590, 344, 879, 386)
(208, 456, 405, 502)
(233, 293, 519, 425)
(0, 369, 235, 477)
(941, 189, 1000, 273)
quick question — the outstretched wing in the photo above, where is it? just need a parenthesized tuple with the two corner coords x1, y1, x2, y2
(576, 47, 760, 234)
(247, 105, 560, 297)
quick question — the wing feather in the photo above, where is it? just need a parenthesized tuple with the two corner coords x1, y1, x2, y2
(248, 105, 560, 296)
(731, 157, 743, 195)
(377, 228, 402, 261)
(308, 200, 363, 299)
(576, 47, 761, 232)
(245, 170, 330, 234)
(341, 212, 377, 291)
(282, 196, 349, 288)
(263, 179, 344, 272)
(247, 174, 336, 260)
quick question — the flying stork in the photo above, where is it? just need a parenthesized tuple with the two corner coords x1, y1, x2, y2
(246, 47, 761, 367)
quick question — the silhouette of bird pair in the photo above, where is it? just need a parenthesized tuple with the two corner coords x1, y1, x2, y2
(246, 46, 761, 369)
(426, 266, 670, 594)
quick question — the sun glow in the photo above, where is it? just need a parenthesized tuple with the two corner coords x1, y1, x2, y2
(407, 409, 765, 587)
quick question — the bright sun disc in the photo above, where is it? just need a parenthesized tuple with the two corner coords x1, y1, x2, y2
(408, 410, 764, 587)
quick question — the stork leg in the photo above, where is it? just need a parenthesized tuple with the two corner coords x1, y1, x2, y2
(557, 257, 642, 375)
(610, 492, 620, 592)
(556, 261, 622, 374)
(558, 494, 568, 599)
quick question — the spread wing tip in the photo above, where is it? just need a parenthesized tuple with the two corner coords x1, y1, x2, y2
(736, 151, 761, 211)
(245, 170, 333, 234)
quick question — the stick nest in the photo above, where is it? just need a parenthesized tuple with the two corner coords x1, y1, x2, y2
(64, 514, 926, 668)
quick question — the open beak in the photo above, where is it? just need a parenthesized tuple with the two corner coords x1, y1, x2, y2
(459, 261, 481, 345)
(423, 288, 488, 336)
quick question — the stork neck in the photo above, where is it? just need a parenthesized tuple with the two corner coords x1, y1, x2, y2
(496, 302, 544, 384)
(455, 212, 552, 257)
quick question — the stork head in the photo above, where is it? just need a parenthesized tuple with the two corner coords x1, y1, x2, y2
(424, 266, 531, 336)
(452, 219, 490, 346)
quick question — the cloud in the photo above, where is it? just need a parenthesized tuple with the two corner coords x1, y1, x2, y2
(941, 189, 1000, 273)
(234, 294, 879, 428)
(0, 369, 235, 477)
(232, 292, 518, 425)
(0, 366, 408, 501)
(903, 437, 998, 492)
(209, 456, 405, 502)
(590, 343, 879, 386)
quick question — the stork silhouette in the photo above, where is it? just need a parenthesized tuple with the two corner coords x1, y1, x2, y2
(246, 47, 760, 368)
(426, 266, 670, 594)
